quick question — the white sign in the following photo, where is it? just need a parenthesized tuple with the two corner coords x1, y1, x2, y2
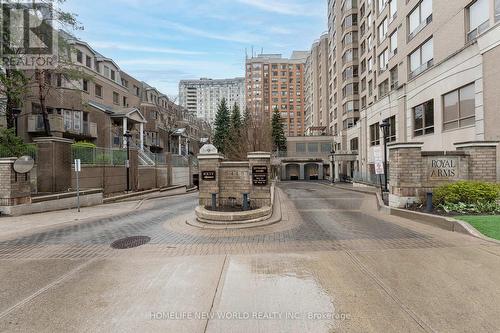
(373, 147, 385, 175)
(74, 159, 81, 172)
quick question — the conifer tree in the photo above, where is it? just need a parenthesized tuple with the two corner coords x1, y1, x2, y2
(213, 98, 230, 153)
(271, 107, 287, 153)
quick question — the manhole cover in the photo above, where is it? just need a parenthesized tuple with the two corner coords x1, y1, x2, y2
(111, 236, 151, 249)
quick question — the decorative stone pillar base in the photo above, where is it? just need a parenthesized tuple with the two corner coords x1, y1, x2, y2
(0, 158, 31, 207)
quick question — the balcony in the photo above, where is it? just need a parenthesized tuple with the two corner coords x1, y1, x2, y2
(27, 114, 97, 138)
(28, 114, 63, 133)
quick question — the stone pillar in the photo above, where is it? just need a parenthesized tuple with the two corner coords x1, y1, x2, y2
(281, 163, 287, 180)
(198, 145, 224, 207)
(139, 123, 144, 151)
(0, 158, 31, 207)
(334, 162, 340, 182)
(248, 152, 272, 208)
(34, 137, 73, 193)
(122, 118, 128, 148)
(455, 141, 499, 182)
(299, 164, 305, 180)
(387, 142, 424, 208)
(318, 163, 324, 179)
(329, 159, 334, 182)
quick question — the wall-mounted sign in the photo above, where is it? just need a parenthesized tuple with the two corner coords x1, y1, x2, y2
(428, 158, 459, 180)
(252, 166, 268, 186)
(13, 156, 34, 174)
(373, 146, 385, 175)
(201, 171, 216, 181)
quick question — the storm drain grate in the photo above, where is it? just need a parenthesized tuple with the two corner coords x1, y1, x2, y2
(111, 236, 151, 249)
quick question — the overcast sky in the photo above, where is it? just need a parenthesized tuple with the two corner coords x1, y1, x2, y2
(62, 0, 327, 97)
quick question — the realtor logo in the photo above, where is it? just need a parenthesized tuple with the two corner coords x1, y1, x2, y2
(0, 1, 58, 69)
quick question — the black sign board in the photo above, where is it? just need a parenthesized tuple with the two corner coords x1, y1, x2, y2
(252, 166, 268, 186)
(201, 171, 216, 181)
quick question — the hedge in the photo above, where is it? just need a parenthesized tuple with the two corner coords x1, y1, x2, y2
(433, 181, 500, 205)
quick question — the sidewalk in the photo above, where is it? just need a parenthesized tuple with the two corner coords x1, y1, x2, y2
(0, 200, 139, 241)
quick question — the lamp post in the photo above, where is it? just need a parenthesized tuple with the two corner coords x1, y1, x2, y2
(380, 119, 390, 192)
(124, 130, 133, 192)
(12, 108, 21, 136)
(330, 148, 336, 184)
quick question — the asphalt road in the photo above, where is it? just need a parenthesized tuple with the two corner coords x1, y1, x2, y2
(1, 182, 500, 332)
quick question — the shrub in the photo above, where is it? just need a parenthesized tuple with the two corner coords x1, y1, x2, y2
(0, 128, 31, 157)
(72, 141, 97, 165)
(433, 181, 500, 205)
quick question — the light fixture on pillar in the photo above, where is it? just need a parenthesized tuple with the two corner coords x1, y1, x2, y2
(380, 119, 391, 193)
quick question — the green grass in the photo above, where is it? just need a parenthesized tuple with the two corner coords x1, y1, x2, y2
(457, 215, 500, 240)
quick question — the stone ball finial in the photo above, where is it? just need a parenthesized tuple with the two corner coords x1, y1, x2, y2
(200, 144, 218, 154)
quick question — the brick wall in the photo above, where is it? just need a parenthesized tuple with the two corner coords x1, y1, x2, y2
(456, 146, 497, 182)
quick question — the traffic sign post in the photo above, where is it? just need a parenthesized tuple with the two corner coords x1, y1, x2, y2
(75, 159, 81, 212)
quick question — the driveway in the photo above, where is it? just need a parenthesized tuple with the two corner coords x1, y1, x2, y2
(0, 182, 499, 332)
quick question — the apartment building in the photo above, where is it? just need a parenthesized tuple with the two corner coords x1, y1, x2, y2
(16, 34, 211, 156)
(323, 0, 500, 181)
(305, 33, 330, 136)
(178, 78, 245, 124)
(245, 52, 309, 136)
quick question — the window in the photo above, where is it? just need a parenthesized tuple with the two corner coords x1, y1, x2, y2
(378, 18, 388, 42)
(82, 79, 89, 92)
(390, 66, 399, 89)
(111, 70, 116, 81)
(413, 100, 434, 136)
(408, 0, 432, 38)
(409, 38, 433, 77)
(86, 55, 92, 68)
(443, 83, 475, 131)
(378, 0, 386, 13)
(389, 31, 398, 56)
(379, 49, 389, 71)
(370, 123, 380, 146)
(350, 138, 359, 151)
(76, 50, 83, 63)
(467, 0, 490, 41)
(95, 84, 102, 98)
(308, 143, 319, 153)
(389, 0, 397, 20)
(113, 92, 119, 105)
(387, 115, 396, 142)
(379, 79, 389, 97)
(56, 74, 62, 87)
(321, 143, 332, 153)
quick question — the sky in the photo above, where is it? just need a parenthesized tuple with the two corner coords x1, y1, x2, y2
(62, 0, 327, 98)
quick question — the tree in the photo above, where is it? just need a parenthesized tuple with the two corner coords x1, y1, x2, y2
(213, 98, 230, 154)
(0, 128, 33, 157)
(0, 0, 85, 136)
(226, 103, 246, 160)
(272, 107, 287, 153)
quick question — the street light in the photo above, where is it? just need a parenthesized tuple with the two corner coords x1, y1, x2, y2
(124, 130, 133, 192)
(12, 108, 21, 136)
(380, 119, 391, 192)
(330, 148, 336, 184)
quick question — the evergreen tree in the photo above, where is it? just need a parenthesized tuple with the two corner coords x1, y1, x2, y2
(271, 107, 287, 153)
(213, 98, 231, 153)
(230, 103, 242, 136)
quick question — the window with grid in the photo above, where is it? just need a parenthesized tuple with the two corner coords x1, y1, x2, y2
(370, 123, 380, 146)
(443, 83, 475, 131)
(413, 100, 434, 136)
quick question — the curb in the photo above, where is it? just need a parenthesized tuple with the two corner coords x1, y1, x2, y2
(103, 185, 187, 203)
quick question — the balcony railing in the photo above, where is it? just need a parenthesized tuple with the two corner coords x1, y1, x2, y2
(28, 114, 97, 138)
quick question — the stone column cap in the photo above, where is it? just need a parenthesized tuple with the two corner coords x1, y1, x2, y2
(454, 141, 499, 148)
(33, 137, 74, 144)
(198, 153, 225, 160)
(387, 142, 424, 150)
(248, 152, 271, 159)
(0, 157, 18, 164)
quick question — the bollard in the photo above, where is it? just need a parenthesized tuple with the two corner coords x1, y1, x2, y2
(211, 193, 217, 210)
(243, 193, 249, 211)
(426, 192, 433, 212)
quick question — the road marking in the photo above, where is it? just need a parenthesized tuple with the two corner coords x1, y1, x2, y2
(0, 259, 96, 320)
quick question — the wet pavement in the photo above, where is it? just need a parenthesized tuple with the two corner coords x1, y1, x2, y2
(1, 182, 500, 332)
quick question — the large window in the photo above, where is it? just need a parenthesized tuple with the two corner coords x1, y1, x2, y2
(408, 0, 432, 38)
(370, 123, 380, 146)
(409, 38, 433, 77)
(413, 100, 434, 136)
(467, 0, 490, 41)
(387, 116, 396, 142)
(443, 83, 475, 131)
(379, 48, 389, 71)
(389, 0, 397, 20)
(389, 31, 398, 56)
(378, 18, 388, 42)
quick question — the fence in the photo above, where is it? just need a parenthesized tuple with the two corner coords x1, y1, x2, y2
(353, 171, 389, 188)
(72, 146, 127, 166)
(172, 154, 189, 167)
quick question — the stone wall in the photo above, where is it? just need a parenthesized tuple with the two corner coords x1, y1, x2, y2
(0, 158, 31, 206)
(388, 141, 498, 208)
(198, 149, 272, 209)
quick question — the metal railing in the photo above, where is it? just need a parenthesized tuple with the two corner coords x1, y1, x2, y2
(72, 146, 127, 166)
(172, 154, 189, 167)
